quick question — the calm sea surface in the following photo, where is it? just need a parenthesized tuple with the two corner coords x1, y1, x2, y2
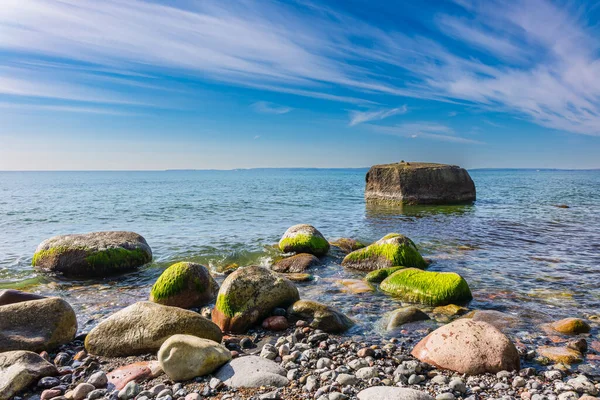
(1, 169, 599, 343)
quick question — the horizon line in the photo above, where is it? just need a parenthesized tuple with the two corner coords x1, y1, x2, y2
(1, 167, 599, 172)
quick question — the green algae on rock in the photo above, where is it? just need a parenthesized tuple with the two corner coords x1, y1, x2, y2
(365, 266, 404, 283)
(32, 231, 152, 278)
(150, 262, 218, 309)
(380, 268, 472, 306)
(212, 266, 300, 333)
(342, 233, 426, 271)
(279, 224, 330, 256)
(288, 299, 354, 333)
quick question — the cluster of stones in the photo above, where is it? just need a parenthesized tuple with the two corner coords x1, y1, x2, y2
(2, 227, 598, 400)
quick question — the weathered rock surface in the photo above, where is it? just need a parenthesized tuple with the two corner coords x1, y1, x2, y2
(107, 361, 163, 391)
(0, 351, 58, 400)
(0, 294, 77, 352)
(278, 224, 329, 256)
(329, 238, 365, 254)
(411, 319, 520, 375)
(149, 262, 218, 309)
(214, 356, 289, 388)
(342, 233, 426, 271)
(380, 268, 472, 306)
(32, 231, 152, 277)
(365, 162, 476, 205)
(288, 300, 354, 333)
(465, 310, 518, 331)
(0, 289, 44, 306)
(212, 266, 299, 333)
(85, 301, 222, 357)
(271, 253, 319, 273)
(386, 306, 430, 331)
(357, 387, 434, 400)
(158, 334, 231, 381)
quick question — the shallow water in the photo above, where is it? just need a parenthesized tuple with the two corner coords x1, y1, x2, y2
(0, 169, 599, 348)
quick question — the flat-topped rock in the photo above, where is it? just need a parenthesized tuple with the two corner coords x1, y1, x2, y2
(365, 162, 476, 205)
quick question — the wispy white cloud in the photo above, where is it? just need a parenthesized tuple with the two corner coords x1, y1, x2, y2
(348, 105, 408, 126)
(1, 0, 600, 136)
(251, 101, 292, 115)
(253, 135, 261, 140)
(370, 122, 484, 144)
(0, 102, 141, 116)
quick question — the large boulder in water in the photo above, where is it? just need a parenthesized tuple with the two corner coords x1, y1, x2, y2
(33, 231, 152, 277)
(288, 300, 354, 333)
(0, 351, 58, 400)
(380, 268, 472, 306)
(365, 162, 476, 205)
(411, 319, 520, 375)
(212, 266, 299, 333)
(342, 233, 426, 271)
(150, 262, 218, 309)
(279, 224, 329, 256)
(0, 292, 77, 352)
(85, 301, 222, 357)
(271, 253, 319, 273)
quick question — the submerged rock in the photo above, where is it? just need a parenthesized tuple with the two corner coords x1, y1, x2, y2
(342, 233, 426, 271)
(279, 224, 329, 256)
(85, 301, 222, 357)
(465, 310, 518, 331)
(551, 318, 591, 335)
(158, 334, 231, 381)
(365, 266, 404, 283)
(380, 268, 472, 306)
(271, 253, 319, 273)
(412, 319, 520, 375)
(0, 351, 58, 400)
(329, 238, 365, 254)
(288, 299, 354, 333)
(386, 306, 430, 331)
(32, 231, 152, 277)
(365, 161, 476, 205)
(149, 262, 218, 309)
(433, 304, 469, 316)
(214, 355, 289, 388)
(336, 279, 374, 294)
(212, 266, 299, 333)
(280, 273, 314, 282)
(0, 294, 77, 352)
(538, 346, 583, 364)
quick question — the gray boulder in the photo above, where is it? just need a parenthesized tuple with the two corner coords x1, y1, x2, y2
(365, 162, 475, 205)
(357, 387, 434, 400)
(0, 351, 58, 400)
(85, 301, 222, 357)
(0, 294, 77, 352)
(32, 231, 152, 277)
(214, 356, 289, 388)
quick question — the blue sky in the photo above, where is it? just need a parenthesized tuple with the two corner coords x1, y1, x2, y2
(2, 0, 600, 170)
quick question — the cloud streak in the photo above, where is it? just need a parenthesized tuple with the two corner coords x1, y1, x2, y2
(251, 101, 292, 115)
(348, 105, 408, 126)
(1, 0, 600, 135)
(370, 122, 484, 144)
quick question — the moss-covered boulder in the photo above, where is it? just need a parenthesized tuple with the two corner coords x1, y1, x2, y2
(380, 268, 472, 306)
(150, 262, 218, 309)
(279, 224, 329, 256)
(32, 231, 152, 278)
(85, 301, 222, 357)
(365, 266, 404, 283)
(212, 266, 299, 333)
(271, 253, 319, 273)
(342, 233, 426, 271)
(330, 238, 365, 254)
(0, 294, 77, 352)
(288, 300, 354, 333)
